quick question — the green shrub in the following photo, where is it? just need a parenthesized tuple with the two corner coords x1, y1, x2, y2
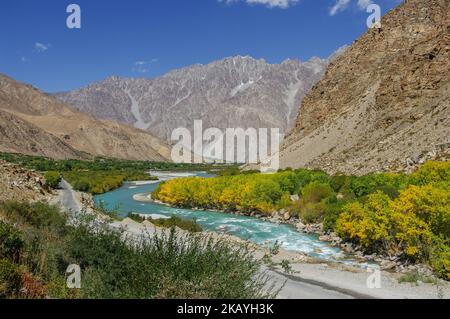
(1, 201, 66, 233)
(150, 216, 203, 233)
(298, 202, 327, 224)
(44, 171, 61, 189)
(348, 173, 406, 198)
(398, 271, 438, 285)
(276, 193, 292, 209)
(330, 175, 349, 193)
(67, 222, 271, 298)
(0, 221, 24, 262)
(409, 161, 450, 186)
(0, 259, 23, 298)
(301, 182, 334, 203)
(292, 182, 335, 223)
(323, 199, 352, 231)
(64, 169, 154, 194)
(429, 236, 450, 280)
(0, 201, 271, 298)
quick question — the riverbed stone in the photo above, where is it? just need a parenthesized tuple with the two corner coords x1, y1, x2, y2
(296, 222, 306, 231)
(381, 260, 397, 270)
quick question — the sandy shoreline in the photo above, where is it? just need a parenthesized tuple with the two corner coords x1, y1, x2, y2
(132, 193, 154, 203)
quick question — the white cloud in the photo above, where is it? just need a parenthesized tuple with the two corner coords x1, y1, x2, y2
(35, 42, 50, 52)
(20, 56, 30, 63)
(329, 0, 374, 16)
(219, 0, 299, 9)
(357, 0, 373, 10)
(132, 60, 157, 73)
(329, 0, 350, 16)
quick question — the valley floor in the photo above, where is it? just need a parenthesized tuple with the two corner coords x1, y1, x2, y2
(50, 180, 450, 300)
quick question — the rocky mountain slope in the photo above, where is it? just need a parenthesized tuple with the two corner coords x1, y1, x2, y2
(56, 56, 329, 141)
(0, 74, 171, 161)
(0, 160, 50, 202)
(280, 0, 450, 175)
(0, 109, 89, 159)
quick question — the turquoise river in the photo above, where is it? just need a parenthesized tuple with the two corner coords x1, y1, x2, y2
(94, 171, 346, 260)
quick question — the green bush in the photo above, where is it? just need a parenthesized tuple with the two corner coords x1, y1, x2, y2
(409, 161, 450, 186)
(290, 182, 335, 223)
(0, 221, 24, 262)
(300, 182, 334, 203)
(150, 216, 203, 233)
(0, 259, 23, 298)
(1, 201, 66, 233)
(44, 171, 61, 189)
(0, 201, 271, 298)
(330, 175, 349, 193)
(67, 222, 271, 298)
(348, 173, 406, 198)
(323, 199, 350, 231)
(64, 169, 153, 194)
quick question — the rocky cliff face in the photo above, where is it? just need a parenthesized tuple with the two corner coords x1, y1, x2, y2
(280, 0, 450, 175)
(0, 74, 171, 161)
(56, 56, 329, 141)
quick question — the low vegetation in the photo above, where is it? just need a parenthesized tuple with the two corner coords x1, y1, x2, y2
(43, 171, 61, 189)
(153, 161, 450, 279)
(0, 152, 235, 173)
(150, 216, 203, 233)
(0, 201, 272, 299)
(0, 152, 237, 194)
(126, 213, 203, 232)
(62, 170, 155, 194)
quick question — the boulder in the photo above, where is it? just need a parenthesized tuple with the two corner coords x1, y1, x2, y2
(296, 222, 306, 231)
(381, 260, 397, 270)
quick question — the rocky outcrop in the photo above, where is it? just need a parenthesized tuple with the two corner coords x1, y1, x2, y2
(0, 74, 171, 161)
(280, 0, 450, 175)
(0, 160, 50, 202)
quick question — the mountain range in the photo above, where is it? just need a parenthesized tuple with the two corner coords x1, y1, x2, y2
(55, 55, 331, 142)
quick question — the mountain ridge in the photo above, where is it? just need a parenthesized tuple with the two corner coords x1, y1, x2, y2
(0, 73, 171, 161)
(279, 0, 450, 175)
(55, 55, 332, 142)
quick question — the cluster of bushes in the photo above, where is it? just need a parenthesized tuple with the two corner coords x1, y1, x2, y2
(126, 213, 203, 233)
(153, 161, 450, 279)
(0, 201, 271, 299)
(62, 169, 155, 194)
(153, 169, 329, 214)
(150, 216, 203, 233)
(336, 162, 449, 279)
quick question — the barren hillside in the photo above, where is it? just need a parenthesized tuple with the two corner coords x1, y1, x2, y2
(280, 0, 450, 175)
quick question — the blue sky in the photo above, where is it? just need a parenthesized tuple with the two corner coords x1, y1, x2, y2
(0, 0, 401, 92)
